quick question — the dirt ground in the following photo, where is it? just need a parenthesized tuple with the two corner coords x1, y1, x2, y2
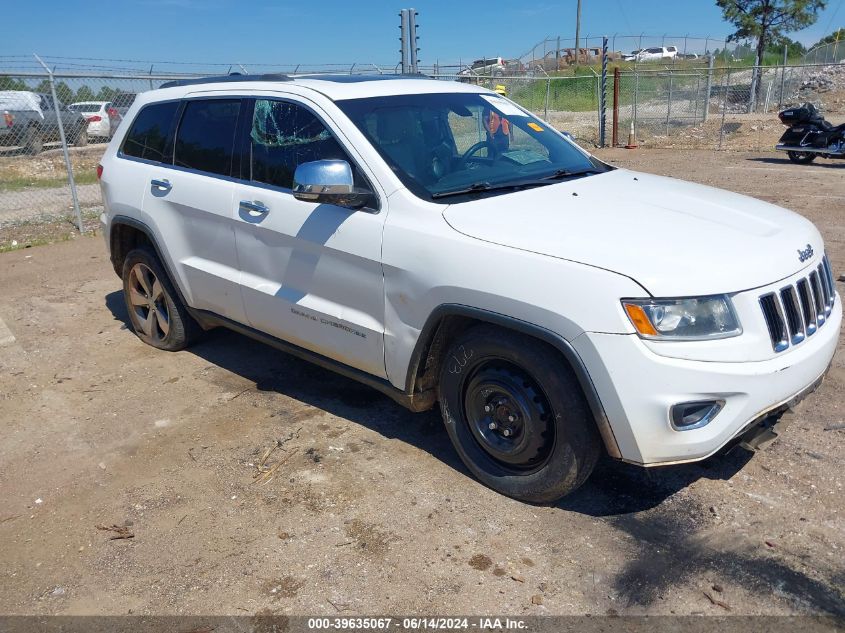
(0, 149, 843, 620)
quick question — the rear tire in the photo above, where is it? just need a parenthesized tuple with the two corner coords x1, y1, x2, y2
(24, 127, 43, 155)
(73, 127, 88, 147)
(121, 247, 201, 351)
(438, 325, 601, 503)
(787, 150, 816, 164)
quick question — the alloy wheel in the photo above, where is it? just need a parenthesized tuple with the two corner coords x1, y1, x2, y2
(128, 262, 171, 342)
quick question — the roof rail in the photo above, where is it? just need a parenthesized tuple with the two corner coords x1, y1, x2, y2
(160, 73, 292, 89)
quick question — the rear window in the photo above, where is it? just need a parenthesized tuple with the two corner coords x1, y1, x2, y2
(68, 103, 100, 113)
(174, 99, 241, 177)
(121, 101, 179, 163)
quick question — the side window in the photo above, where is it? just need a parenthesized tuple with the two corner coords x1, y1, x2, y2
(249, 99, 353, 190)
(121, 101, 179, 163)
(174, 99, 241, 176)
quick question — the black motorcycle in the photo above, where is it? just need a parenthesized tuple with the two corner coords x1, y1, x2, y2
(776, 103, 845, 164)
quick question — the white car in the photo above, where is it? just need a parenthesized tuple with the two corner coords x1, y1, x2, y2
(68, 101, 112, 139)
(98, 74, 840, 502)
(625, 46, 678, 62)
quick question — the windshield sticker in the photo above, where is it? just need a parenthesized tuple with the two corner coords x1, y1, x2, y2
(479, 95, 526, 117)
(527, 122, 545, 132)
(501, 150, 547, 165)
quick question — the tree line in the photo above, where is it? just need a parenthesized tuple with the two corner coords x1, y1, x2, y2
(0, 77, 131, 105)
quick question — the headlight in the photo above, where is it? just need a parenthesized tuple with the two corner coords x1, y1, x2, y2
(622, 295, 742, 340)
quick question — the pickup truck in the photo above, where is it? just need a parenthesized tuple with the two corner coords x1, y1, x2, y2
(0, 91, 89, 155)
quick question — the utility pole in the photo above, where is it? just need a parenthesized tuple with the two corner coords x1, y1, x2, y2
(574, 0, 582, 73)
(409, 8, 419, 74)
(399, 10, 409, 74)
(399, 8, 420, 74)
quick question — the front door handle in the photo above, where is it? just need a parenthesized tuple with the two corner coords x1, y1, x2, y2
(151, 178, 171, 192)
(239, 200, 269, 215)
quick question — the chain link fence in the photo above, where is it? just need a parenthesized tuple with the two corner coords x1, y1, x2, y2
(802, 39, 845, 66)
(618, 61, 845, 150)
(515, 34, 742, 73)
(0, 70, 197, 242)
(1, 55, 843, 247)
(432, 72, 602, 144)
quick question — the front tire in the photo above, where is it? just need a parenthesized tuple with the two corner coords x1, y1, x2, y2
(438, 325, 601, 503)
(121, 247, 201, 351)
(787, 150, 816, 164)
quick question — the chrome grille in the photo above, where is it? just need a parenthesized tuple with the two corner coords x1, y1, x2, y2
(760, 254, 836, 353)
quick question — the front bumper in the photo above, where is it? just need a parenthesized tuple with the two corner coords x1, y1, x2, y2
(572, 293, 841, 465)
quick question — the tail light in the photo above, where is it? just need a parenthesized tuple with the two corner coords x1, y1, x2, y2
(3, 112, 12, 128)
(96, 164, 103, 180)
(86, 115, 102, 122)
(107, 107, 118, 117)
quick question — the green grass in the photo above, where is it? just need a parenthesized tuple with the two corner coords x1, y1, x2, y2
(510, 78, 598, 113)
(0, 208, 100, 253)
(0, 234, 70, 253)
(0, 171, 98, 192)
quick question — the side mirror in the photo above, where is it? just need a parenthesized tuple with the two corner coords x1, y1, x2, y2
(292, 159, 372, 209)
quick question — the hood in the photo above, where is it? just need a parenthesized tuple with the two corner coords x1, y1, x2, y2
(442, 169, 822, 297)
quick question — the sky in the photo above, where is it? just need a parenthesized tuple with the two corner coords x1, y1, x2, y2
(2, 0, 843, 69)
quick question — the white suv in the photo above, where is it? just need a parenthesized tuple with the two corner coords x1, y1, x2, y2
(99, 74, 840, 502)
(625, 46, 678, 62)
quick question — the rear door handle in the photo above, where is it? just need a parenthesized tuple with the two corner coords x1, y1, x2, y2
(239, 200, 269, 215)
(151, 178, 171, 192)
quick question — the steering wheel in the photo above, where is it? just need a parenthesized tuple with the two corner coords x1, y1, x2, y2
(459, 140, 496, 167)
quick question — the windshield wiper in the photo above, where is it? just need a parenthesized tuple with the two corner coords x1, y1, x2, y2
(431, 180, 552, 199)
(431, 168, 605, 200)
(540, 167, 602, 180)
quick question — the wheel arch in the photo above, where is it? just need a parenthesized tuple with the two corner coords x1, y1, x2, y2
(405, 304, 622, 459)
(108, 216, 193, 312)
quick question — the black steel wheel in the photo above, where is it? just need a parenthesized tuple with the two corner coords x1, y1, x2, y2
(463, 362, 555, 473)
(439, 325, 601, 503)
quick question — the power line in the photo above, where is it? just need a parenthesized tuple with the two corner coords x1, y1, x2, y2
(821, 0, 842, 36)
(614, 0, 634, 33)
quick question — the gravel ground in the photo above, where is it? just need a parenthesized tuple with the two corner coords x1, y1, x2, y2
(0, 149, 842, 619)
(0, 145, 104, 225)
(0, 184, 101, 224)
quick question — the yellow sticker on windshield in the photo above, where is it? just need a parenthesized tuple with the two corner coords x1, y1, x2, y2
(527, 122, 544, 132)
